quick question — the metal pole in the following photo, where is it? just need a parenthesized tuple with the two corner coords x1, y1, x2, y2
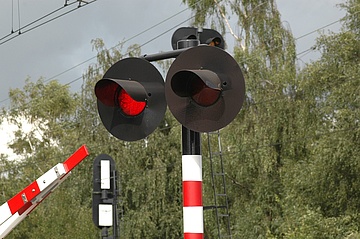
(177, 38, 204, 239)
(93, 155, 118, 239)
(141, 48, 189, 62)
(112, 170, 118, 239)
(182, 128, 203, 239)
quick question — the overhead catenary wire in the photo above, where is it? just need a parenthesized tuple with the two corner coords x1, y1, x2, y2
(295, 18, 343, 41)
(11, 0, 14, 33)
(0, 5, 357, 235)
(0, 4, 195, 107)
(42, 6, 191, 85)
(0, 3, 357, 126)
(0, 0, 95, 45)
(1, 1, 355, 110)
(294, 18, 344, 60)
(17, 0, 20, 34)
(0, 23, 353, 116)
(0, 3, 351, 107)
(64, 10, 350, 86)
(0, 0, 84, 41)
(0, 14, 196, 112)
(69, 18, 350, 90)
(0, 16, 352, 112)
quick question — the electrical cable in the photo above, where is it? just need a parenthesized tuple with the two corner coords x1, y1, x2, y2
(0, 2, 352, 106)
(41, 6, 191, 85)
(0, 14, 195, 113)
(17, 0, 20, 34)
(0, 4, 351, 106)
(0, 5, 357, 233)
(11, 0, 14, 34)
(0, 15, 194, 107)
(0, 0, 95, 45)
(295, 19, 342, 41)
(0, 3, 358, 166)
(0, 29, 357, 122)
(40, 13, 353, 92)
(0, 1, 77, 41)
(0, 4, 193, 106)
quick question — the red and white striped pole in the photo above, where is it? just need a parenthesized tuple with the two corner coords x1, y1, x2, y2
(182, 128, 203, 239)
(175, 35, 204, 239)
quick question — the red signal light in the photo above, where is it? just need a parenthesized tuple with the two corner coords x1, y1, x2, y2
(171, 70, 221, 107)
(118, 89, 146, 116)
(190, 78, 221, 107)
(95, 80, 146, 116)
(165, 45, 245, 132)
(94, 58, 166, 141)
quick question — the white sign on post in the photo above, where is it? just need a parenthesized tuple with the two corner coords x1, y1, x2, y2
(98, 204, 113, 227)
(100, 160, 110, 189)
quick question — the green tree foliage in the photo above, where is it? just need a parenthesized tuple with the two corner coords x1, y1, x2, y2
(279, 1, 360, 236)
(184, 0, 359, 238)
(1, 38, 184, 238)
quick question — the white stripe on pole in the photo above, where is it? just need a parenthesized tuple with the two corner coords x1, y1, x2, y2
(182, 154, 203, 237)
(183, 206, 204, 233)
(182, 155, 202, 181)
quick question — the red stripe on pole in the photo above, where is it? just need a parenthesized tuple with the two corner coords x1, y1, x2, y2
(7, 181, 40, 214)
(184, 233, 203, 239)
(63, 145, 89, 172)
(183, 181, 202, 207)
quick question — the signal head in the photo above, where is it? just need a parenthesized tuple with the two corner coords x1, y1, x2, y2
(95, 58, 166, 141)
(165, 45, 245, 132)
(171, 27, 225, 50)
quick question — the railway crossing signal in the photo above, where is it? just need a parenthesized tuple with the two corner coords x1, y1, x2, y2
(165, 45, 245, 132)
(94, 27, 245, 140)
(94, 27, 245, 239)
(171, 27, 225, 50)
(95, 58, 167, 141)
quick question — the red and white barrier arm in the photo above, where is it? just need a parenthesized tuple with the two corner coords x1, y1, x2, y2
(0, 145, 89, 238)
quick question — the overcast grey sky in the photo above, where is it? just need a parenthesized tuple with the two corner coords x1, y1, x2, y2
(0, 0, 345, 108)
